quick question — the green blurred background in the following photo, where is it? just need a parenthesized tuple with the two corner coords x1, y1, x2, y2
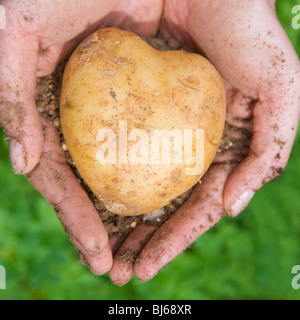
(0, 0, 299, 300)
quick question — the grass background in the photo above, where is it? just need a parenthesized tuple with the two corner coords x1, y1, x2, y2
(0, 0, 299, 300)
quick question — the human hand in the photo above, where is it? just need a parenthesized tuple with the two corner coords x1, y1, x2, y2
(108, 0, 300, 284)
(0, 0, 163, 275)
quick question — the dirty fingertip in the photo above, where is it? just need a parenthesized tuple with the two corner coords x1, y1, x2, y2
(82, 244, 113, 276)
(134, 257, 160, 282)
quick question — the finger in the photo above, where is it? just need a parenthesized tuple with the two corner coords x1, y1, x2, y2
(37, 40, 80, 77)
(267, 0, 276, 11)
(225, 90, 254, 131)
(78, 243, 113, 276)
(213, 148, 249, 165)
(109, 224, 157, 286)
(0, 30, 43, 174)
(224, 91, 300, 217)
(109, 234, 123, 255)
(27, 121, 112, 272)
(37, 43, 65, 77)
(224, 82, 253, 118)
(134, 164, 233, 282)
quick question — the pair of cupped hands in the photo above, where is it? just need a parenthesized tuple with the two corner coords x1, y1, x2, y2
(0, 0, 299, 285)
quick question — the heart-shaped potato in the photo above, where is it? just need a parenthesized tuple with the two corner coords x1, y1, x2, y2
(60, 28, 226, 216)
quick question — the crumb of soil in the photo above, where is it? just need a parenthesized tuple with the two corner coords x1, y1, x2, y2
(34, 33, 251, 245)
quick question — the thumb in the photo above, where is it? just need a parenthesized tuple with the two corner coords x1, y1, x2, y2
(0, 30, 43, 174)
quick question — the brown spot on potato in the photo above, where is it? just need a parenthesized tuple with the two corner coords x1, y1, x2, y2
(110, 90, 117, 100)
(171, 168, 182, 183)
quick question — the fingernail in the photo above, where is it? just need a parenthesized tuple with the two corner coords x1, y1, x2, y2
(85, 242, 102, 255)
(229, 190, 255, 217)
(72, 234, 103, 255)
(9, 140, 26, 174)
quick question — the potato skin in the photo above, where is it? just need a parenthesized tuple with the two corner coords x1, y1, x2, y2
(60, 28, 226, 216)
